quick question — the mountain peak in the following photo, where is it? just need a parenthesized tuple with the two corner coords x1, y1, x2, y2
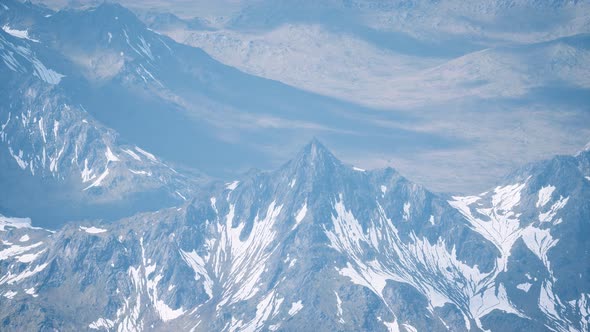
(296, 138, 339, 166)
(279, 138, 345, 186)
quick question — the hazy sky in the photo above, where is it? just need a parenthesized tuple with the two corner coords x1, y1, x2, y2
(34, 0, 249, 17)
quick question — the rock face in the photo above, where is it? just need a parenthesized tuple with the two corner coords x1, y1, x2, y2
(1, 140, 589, 332)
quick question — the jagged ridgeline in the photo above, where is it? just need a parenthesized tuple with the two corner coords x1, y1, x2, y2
(1, 140, 589, 331)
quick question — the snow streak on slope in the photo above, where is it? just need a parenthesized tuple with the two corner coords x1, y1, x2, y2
(94, 237, 186, 330)
(448, 176, 588, 331)
(180, 249, 213, 298)
(537, 185, 556, 208)
(0, 32, 63, 84)
(2, 25, 38, 42)
(325, 194, 522, 330)
(449, 181, 527, 273)
(215, 200, 283, 306)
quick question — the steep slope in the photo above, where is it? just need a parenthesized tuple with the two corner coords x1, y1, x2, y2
(2, 140, 587, 331)
(0, 22, 205, 227)
(448, 146, 590, 331)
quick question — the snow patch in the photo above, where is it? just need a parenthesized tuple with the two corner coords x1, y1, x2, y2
(24, 287, 38, 297)
(105, 146, 120, 162)
(288, 300, 303, 316)
(38, 117, 46, 143)
(0, 262, 48, 284)
(179, 249, 213, 298)
(536, 185, 555, 208)
(52, 120, 59, 138)
(8, 147, 26, 169)
(176, 191, 187, 201)
(521, 226, 558, 273)
(539, 196, 569, 223)
(335, 291, 345, 323)
(241, 290, 284, 332)
(449, 181, 527, 272)
(135, 146, 156, 161)
(81, 159, 95, 183)
(226, 180, 240, 191)
(16, 249, 45, 263)
(0, 215, 34, 231)
(517, 283, 532, 292)
(79, 226, 107, 234)
(2, 25, 39, 42)
(89, 318, 114, 330)
(293, 201, 307, 229)
(122, 148, 141, 161)
(403, 202, 411, 221)
(3, 291, 17, 299)
(84, 167, 109, 190)
(403, 323, 418, 332)
(129, 169, 152, 176)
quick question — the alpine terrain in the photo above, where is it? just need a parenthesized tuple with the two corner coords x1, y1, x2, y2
(1, 140, 590, 331)
(1, 0, 589, 331)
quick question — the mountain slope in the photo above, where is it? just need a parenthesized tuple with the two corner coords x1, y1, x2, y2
(226, 0, 590, 44)
(163, 13, 590, 109)
(448, 147, 590, 331)
(0, 15, 206, 227)
(1, 140, 588, 331)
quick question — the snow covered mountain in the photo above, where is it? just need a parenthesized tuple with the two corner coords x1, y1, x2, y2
(1, 140, 588, 331)
(0, 2, 588, 330)
(0, 20, 208, 227)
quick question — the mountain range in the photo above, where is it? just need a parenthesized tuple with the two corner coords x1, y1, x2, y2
(1, 1, 589, 331)
(1, 139, 589, 331)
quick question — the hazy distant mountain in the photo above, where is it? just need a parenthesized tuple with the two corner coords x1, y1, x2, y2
(226, 0, 590, 43)
(3, 0, 465, 191)
(149, 0, 590, 192)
